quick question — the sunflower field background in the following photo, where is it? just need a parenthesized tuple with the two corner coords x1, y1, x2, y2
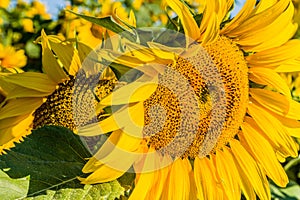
(0, 0, 300, 199)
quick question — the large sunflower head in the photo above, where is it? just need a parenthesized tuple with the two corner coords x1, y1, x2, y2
(74, 0, 300, 199)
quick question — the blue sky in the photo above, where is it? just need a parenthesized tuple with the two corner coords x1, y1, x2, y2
(10, 0, 68, 19)
(10, 0, 246, 20)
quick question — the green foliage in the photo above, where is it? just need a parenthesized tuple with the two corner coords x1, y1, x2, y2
(270, 139, 300, 200)
(67, 10, 136, 42)
(271, 181, 300, 200)
(0, 125, 91, 197)
(25, 180, 124, 200)
(0, 170, 29, 200)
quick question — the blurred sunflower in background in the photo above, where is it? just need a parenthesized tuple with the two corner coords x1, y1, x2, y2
(0, 43, 27, 71)
(0, 0, 10, 9)
(16, 0, 52, 33)
(74, 0, 300, 199)
(280, 0, 300, 102)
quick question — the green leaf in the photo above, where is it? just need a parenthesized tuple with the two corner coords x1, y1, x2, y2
(25, 40, 41, 59)
(117, 171, 135, 198)
(67, 10, 136, 42)
(271, 181, 300, 200)
(0, 170, 30, 200)
(284, 156, 300, 183)
(109, 63, 142, 82)
(0, 125, 92, 197)
(25, 180, 124, 200)
(194, 14, 203, 27)
(154, 29, 185, 47)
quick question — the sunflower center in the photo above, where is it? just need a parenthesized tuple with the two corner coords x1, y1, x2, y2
(143, 36, 249, 158)
(33, 74, 116, 131)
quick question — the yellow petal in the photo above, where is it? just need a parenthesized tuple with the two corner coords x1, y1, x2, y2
(124, 42, 156, 62)
(78, 102, 144, 137)
(161, 158, 191, 200)
(200, 12, 219, 45)
(98, 49, 145, 68)
(0, 114, 33, 146)
(99, 78, 158, 106)
(247, 103, 298, 158)
(194, 156, 221, 200)
(49, 40, 81, 76)
(216, 0, 230, 24)
(240, 22, 297, 52)
(254, 0, 277, 14)
(144, 155, 172, 200)
(250, 88, 300, 120)
(234, 2, 294, 51)
(0, 72, 57, 93)
(129, 10, 136, 27)
(275, 59, 300, 72)
(41, 30, 68, 83)
(199, 0, 215, 32)
(5, 86, 54, 100)
(129, 168, 155, 200)
(81, 129, 141, 184)
(166, 0, 200, 45)
(228, 0, 289, 36)
(272, 112, 300, 129)
(0, 98, 43, 120)
(240, 122, 288, 187)
(249, 68, 291, 97)
(223, 146, 256, 200)
(246, 40, 300, 68)
(284, 127, 300, 138)
(80, 164, 127, 184)
(147, 42, 182, 61)
(130, 151, 169, 200)
(215, 149, 241, 200)
(230, 139, 270, 200)
(77, 42, 94, 63)
(199, 0, 220, 45)
(187, 166, 198, 200)
(0, 115, 29, 129)
(221, 0, 256, 34)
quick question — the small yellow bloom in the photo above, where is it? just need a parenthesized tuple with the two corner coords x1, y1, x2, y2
(22, 18, 34, 33)
(0, 0, 10, 9)
(31, 0, 51, 20)
(0, 44, 27, 69)
(132, 0, 143, 10)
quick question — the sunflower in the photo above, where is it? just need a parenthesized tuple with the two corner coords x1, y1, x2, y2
(76, 0, 300, 199)
(0, 43, 27, 71)
(0, 0, 9, 9)
(0, 30, 116, 154)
